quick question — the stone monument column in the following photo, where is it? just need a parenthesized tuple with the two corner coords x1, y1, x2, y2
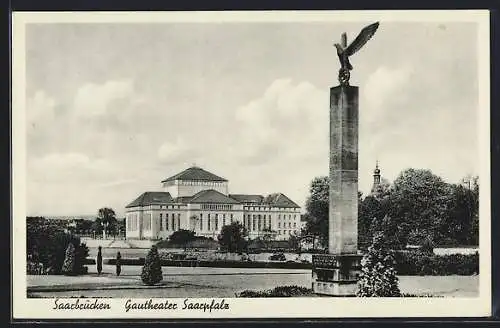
(312, 85, 362, 297)
(312, 22, 379, 296)
(329, 85, 359, 255)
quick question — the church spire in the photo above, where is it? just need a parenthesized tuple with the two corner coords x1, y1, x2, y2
(372, 160, 381, 193)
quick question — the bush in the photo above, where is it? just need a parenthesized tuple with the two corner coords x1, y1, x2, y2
(156, 236, 219, 250)
(420, 237, 435, 255)
(141, 245, 163, 285)
(357, 232, 401, 297)
(236, 285, 313, 297)
(61, 243, 76, 275)
(27, 217, 89, 275)
(393, 251, 479, 275)
(218, 222, 248, 253)
(269, 253, 286, 261)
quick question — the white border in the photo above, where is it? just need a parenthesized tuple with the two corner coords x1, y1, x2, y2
(12, 10, 491, 319)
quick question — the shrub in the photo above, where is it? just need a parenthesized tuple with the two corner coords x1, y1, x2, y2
(269, 253, 286, 261)
(218, 222, 248, 253)
(141, 245, 163, 285)
(357, 232, 401, 297)
(236, 285, 313, 297)
(156, 236, 219, 250)
(61, 243, 76, 275)
(393, 251, 479, 275)
(402, 293, 443, 297)
(27, 217, 89, 275)
(420, 237, 435, 255)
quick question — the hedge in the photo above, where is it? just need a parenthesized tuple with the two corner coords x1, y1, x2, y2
(86, 251, 479, 275)
(236, 286, 314, 297)
(393, 251, 479, 275)
(235, 286, 442, 297)
(104, 258, 311, 269)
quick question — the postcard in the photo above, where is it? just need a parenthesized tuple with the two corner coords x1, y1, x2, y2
(12, 10, 491, 319)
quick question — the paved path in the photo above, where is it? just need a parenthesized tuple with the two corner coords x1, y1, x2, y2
(27, 264, 479, 298)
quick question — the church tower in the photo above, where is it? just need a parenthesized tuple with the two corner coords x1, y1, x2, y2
(371, 160, 381, 194)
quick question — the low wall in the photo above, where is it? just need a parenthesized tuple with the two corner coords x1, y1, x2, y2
(80, 238, 114, 248)
(126, 239, 156, 249)
(433, 247, 479, 256)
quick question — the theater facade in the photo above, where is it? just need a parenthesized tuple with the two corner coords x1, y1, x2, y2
(125, 166, 301, 240)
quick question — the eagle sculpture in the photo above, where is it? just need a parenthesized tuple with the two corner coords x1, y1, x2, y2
(334, 22, 379, 85)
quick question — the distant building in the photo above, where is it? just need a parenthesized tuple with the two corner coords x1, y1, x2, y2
(125, 166, 301, 240)
(370, 160, 381, 195)
(370, 160, 391, 198)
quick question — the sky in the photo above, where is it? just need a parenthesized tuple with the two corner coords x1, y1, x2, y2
(24, 19, 480, 217)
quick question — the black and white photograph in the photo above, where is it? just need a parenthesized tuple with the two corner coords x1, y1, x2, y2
(12, 10, 491, 318)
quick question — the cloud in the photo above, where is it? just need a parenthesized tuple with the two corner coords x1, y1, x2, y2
(233, 78, 328, 165)
(95, 178, 137, 188)
(26, 90, 56, 132)
(23, 22, 480, 216)
(73, 79, 135, 118)
(362, 65, 413, 126)
(158, 138, 198, 165)
(213, 78, 331, 208)
(30, 152, 113, 183)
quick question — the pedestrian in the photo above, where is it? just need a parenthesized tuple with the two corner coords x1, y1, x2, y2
(116, 251, 121, 276)
(96, 246, 103, 275)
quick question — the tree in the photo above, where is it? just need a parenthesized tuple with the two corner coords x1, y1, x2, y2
(358, 194, 387, 250)
(91, 218, 103, 237)
(141, 245, 163, 285)
(371, 177, 392, 200)
(303, 176, 329, 248)
(469, 176, 480, 245)
(116, 218, 126, 237)
(259, 227, 277, 250)
(61, 243, 76, 276)
(387, 169, 451, 248)
(287, 233, 300, 252)
(217, 221, 248, 253)
(74, 219, 94, 235)
(439, 177, 479, 246)
(419, 235, 435, 255)
(27, 217, 89, 275)
(357, 232, 401, 297)
(97, 207, 118, 238)
(169, 229, 196, 250)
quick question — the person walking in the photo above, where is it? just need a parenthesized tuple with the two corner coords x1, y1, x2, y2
(116, 251, 122, 276)
(96, 246, 103, 275)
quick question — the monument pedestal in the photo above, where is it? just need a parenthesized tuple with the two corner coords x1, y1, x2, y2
(312, 254, 362, 296)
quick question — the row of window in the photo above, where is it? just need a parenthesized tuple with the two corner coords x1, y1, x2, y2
(278, 230, 296, 235)
(141, 205, 299, 215)
(173, 181, 226, 186)
(127, 214, 182, 232)
(278, 222, 296, 228)
(243, 214, 272, 232)
(201, 204, 233, 211)
(127, 215, 155, 232)
(158, 213, 182, 231)
(158, 205, 182, 209)
(127, 216, 139, 231)
(197, 213, 235, 231)
(277, 214, 297, 221)
(128, 211, 299, 232)
(243, 206, 298, 212)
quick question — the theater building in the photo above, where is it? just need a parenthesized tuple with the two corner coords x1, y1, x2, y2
(125, 166, 301, 241)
